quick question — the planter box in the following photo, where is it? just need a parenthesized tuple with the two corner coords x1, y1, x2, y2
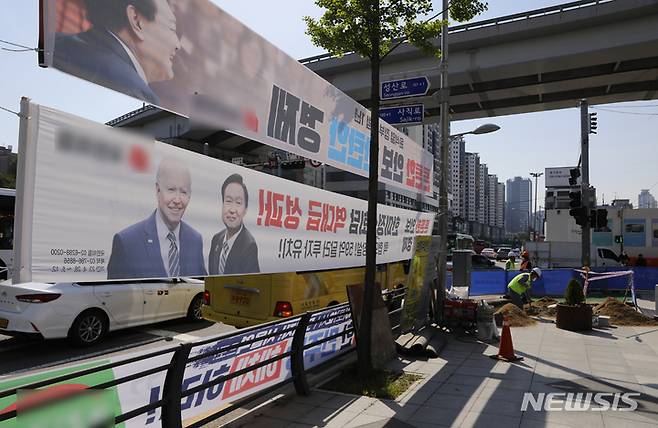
(555, 304, 592, 331)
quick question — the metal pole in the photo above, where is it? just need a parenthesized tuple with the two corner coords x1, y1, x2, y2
(580, 99, 591, 267)
(436, 0, 450, 323)
(530, 172, 543, 241)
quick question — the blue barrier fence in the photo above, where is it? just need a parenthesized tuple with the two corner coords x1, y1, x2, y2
(449, 267, 658, 297)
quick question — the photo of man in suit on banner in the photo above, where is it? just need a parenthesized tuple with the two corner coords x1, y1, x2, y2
(53, 0, 181, 104)
(209, 173, 260, 275)
(107, 157, 206, 279)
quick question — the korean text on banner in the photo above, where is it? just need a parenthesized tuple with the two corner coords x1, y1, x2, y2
(20, 103, 435, 283)
(39, 0, 433, 196)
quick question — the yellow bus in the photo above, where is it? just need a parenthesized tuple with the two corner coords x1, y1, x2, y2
(202, 262, 410, 328)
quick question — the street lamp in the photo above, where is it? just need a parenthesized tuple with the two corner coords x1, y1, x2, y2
(434, 122, 500, 323)
(451, 123, 501, 138)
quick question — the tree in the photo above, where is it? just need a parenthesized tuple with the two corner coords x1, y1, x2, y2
(306, 0, 486, 376)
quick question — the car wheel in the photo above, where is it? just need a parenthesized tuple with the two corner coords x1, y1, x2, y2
(69, 310, 108, 347)
(187, 294, 204, 322)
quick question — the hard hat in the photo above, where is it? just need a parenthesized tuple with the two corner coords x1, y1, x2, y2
(508, 251, 515, 257)
(532, 267, 542, 278)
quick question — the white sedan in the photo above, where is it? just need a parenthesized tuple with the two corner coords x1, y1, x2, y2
(481, 248, 497, 259)
(0, 278, 205, 346)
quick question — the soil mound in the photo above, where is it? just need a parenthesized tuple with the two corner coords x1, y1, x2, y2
(495, 303, 537, 327)
(527, 297, 558, 317)
(593, 298, 658, 326)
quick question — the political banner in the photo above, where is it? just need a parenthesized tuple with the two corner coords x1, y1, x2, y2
(39, 0, 434, 196)
(17, 103, 435, 283)
(0, 306, 353, 427)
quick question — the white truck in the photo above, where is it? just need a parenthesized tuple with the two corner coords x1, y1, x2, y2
(525, 241, 622, 268)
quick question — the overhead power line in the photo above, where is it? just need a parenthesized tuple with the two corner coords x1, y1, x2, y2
(590, 107, 658, 116)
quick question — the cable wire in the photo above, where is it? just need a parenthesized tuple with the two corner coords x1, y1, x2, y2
(591, 107, 658, 116)
(0, 106, 21, 117)
(0, 39, 39, 52)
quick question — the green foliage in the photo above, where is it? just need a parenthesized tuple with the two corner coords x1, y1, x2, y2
(321, 366, 423, 399)
(305, 0, 487, 61)
(564, 279, 585, 306)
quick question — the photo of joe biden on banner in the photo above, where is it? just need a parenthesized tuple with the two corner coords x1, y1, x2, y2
(107, 158, 206, 279)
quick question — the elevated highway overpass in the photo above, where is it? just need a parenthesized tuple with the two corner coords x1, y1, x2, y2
(301, 0, 658, 121)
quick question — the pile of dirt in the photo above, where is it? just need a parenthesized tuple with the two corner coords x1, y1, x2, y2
(495, 303, 537, 327)
(527, 297, 558, 317)
(593, 298, 658, 326)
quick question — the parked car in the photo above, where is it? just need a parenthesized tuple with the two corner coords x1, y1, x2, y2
(447, 252, 501, 271)
(471, 254, 499, 269)
(0, 278, 205, 346)
(481, 248, 497, 259)
(496, 247, 512, 261)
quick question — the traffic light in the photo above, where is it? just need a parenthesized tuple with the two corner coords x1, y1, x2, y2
(570, 207, 588, 226)
(596, 208, 608, 229)
(569, 168, 581, 186)
(568, 189, 588, 226)
(588, 112, 597, 134)
(568, 190, 581, 209)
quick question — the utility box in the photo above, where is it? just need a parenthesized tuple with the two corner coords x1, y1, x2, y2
(452, 250, 472, 289)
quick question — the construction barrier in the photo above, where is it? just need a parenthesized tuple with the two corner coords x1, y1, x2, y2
(449, 267, 658, 297)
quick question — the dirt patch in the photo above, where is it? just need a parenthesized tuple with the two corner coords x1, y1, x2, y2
(526, 297, 558, 317)
(495, 303, 537, 327)
(593, 298, 658, 326)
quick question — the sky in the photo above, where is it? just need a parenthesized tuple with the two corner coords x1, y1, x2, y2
(0, 0, 657, 206)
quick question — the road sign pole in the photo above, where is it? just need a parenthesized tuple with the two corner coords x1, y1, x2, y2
(436, 0, 450, 324)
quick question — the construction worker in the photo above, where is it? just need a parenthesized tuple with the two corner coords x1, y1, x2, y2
(507, 267, 542, 310)
(505, 251, 517, 271)
(520, 250, 532, 271)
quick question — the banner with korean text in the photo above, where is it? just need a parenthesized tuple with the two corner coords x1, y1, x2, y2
(18, 103, 434, 283)
(39, 0, 433, 196)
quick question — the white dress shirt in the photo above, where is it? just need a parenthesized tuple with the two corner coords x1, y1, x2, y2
(108, 31, 148, 83)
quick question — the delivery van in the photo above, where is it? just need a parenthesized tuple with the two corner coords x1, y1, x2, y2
(202, 262, 410, 328)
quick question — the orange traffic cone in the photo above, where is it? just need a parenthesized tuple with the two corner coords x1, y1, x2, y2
(489, 315, 523, 362)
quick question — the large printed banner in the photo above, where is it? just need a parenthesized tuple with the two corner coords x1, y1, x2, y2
(39, 0, 434, 196)
(0, 306, 354, 427)
(22, 103, 434, 282)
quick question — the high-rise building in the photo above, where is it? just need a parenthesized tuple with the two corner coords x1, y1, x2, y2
(496, 182, 505, 230)
(464, 152, 479, 222)
(478, 164, 489, 225)
(638, 189, 657, 208)
(506, 176, 532, 234)
(487, 174, 497, 226)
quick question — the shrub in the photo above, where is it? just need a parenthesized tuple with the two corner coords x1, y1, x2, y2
(564, 279, 585, 306)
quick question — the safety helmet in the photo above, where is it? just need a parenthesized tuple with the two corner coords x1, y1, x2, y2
(532, 267, 542, 278)
(508, 251, 515, 257)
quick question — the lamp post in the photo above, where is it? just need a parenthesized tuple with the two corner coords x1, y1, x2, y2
(434, 122, 500, 322)
(530, 172, 543, 241)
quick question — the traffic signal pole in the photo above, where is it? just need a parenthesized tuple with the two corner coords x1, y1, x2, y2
(579, 99, 591, 267)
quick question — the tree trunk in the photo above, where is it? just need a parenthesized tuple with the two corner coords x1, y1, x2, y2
(358, 0, 381, 378)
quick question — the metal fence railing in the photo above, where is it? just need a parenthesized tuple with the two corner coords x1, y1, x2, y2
(0, 288, 406, 428)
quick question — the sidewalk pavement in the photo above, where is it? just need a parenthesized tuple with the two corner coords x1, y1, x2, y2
(222, 319, 658, 428)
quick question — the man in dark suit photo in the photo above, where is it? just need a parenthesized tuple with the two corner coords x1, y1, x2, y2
(54, 0, 181, 104)
(209, 174, 260, 275)
(107, 158, 206, 279)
